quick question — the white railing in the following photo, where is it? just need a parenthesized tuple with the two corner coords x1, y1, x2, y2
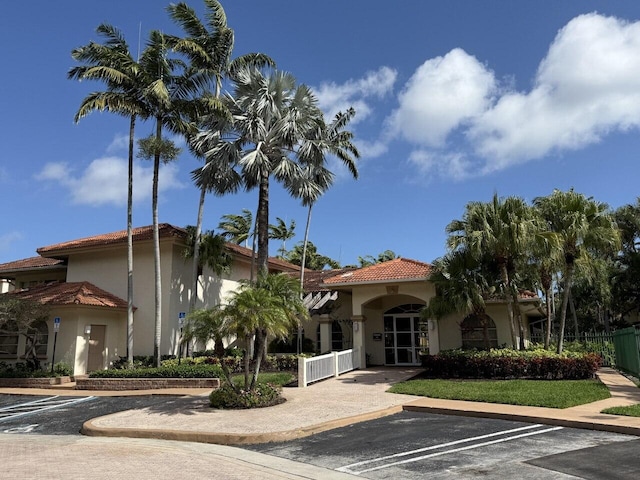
(298, 348, 359, 387)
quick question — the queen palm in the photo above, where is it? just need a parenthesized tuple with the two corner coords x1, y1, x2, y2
(534, 189, 620, 353)
(69, 23, 151, 365)
(167, 0, 274, 313)
(217, 209, 254, 246)
(269, 217, 296, 257)
(447, 194, 535, 349)
(423, 249, 494, 348)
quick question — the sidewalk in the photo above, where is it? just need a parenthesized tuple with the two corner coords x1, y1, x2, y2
(80, 367, 640, 444)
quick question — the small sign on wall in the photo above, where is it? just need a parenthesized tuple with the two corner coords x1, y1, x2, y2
(372, 333, 382, 341)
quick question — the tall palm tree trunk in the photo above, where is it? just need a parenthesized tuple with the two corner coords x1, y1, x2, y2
(256, 170, 270, 275)
(152, 118, 163, 368)
(544, 286, 554, 349)
(499, 262, 518, 348)
(569, 290, 579, 339)
(297, 203, 313, 354)
(127, 114, 136, 365)
(190, 187, 206, 313)
(557, 263, 575, 354)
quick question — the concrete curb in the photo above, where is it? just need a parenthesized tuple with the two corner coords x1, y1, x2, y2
(81, 404, 405, 445)
(401, 404, 640, 437)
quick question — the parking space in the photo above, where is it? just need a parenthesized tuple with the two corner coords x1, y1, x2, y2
(0, 394, 171, 435)
(248, 411, 640, 479)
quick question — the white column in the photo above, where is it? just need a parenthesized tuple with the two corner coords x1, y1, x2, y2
(319, 314, 332, 353)
(351, 315, 366, 369)
(428, 318, 440, 354)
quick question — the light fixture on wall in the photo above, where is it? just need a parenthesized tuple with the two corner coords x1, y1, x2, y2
(84, 325, 92, 335)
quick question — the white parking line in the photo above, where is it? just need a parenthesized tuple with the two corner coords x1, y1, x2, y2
(0, 396, 96, 423)
(337, 424, 564, 475)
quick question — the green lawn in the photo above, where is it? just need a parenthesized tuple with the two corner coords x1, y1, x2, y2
(388, 379, 610, 409)
(601, 404, 640, 417)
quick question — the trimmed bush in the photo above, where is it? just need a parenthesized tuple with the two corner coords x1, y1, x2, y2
(89, 364, 223, 379)
(420, 348, 601, 380)
(209, 382, 285, 409)
(0, 361, 62, 378)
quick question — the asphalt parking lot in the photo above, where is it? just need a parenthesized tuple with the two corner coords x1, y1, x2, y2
(248, 410, 640, 479)
(0, 394, 173, 435)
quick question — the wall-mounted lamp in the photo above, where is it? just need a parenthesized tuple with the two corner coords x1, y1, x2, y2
(354, 322, 359, 332)
(84, 325, 92, 335)
(428, 320, 436, 331)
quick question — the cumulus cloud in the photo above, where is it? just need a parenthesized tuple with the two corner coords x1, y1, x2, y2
(36, 157, 184, 207)
(408, 149, 475, 182)
(469, 13, 640, 172)
(314, 66, 397, 123)
(388, 48, 497, 148)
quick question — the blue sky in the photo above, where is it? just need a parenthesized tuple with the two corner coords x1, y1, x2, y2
(2, 1, 640, 267)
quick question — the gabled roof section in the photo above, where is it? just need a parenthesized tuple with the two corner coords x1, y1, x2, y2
(322, 258, 431, 286)
(6, 281, 129, 309)
(37, 224, 186, 257)
(0, 256, 65, 275)
(301, 268, 358, 292)
(224, 242, 301, 273)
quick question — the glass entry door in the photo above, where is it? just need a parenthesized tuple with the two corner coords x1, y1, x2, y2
(384, 315, 421, 365)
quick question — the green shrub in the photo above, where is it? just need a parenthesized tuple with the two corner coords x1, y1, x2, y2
(0, 361, 60, 378)
(420, 348, 601, 380)
(53, 362, 72, 377)
(89, 364, 223, 378)
(209, 382, 284, 409)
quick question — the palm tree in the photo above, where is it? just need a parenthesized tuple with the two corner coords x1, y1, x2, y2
(166, 0, 274, 314)
(269, 217, 296, 257)
(206, 273, 306, 391)
(534, 189, 620, 353)
(217, 209, 254, 246)
(136, 29, 208, 367)
(285, 241, 340, 270)
(423, 249, 495, 348)
(69, 23, 151, 365)
(447, 194, 536, 349)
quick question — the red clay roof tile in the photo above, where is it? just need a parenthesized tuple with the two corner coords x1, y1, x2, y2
(322, 258, 431, 286)
(0, 256, 64, 274)
(6, 281, 129, 308)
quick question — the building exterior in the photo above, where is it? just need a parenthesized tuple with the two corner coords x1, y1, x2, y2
(303, 258, 543, 368)
(0, 224, 299, 374)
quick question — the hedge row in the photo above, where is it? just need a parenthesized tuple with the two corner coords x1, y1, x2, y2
(420, 349, 602, 380)
(89, 364, 223, 379)
(160, 354, 302, 373)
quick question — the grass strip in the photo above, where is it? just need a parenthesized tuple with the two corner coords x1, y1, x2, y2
(230, 372, 295, 387)
(601, 404, 640, 417)
(388, 379, 610, 409)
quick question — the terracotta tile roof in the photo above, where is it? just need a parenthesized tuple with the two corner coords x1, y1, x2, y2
(37, 224, 186, 256)
(322, 258, 431, 286)
(224, 242, 301, 272)
(300, 268, 358, 292)
(0, 256, 65, 274)
(6, 281, 129, 309)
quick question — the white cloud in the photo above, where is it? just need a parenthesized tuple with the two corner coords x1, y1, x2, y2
(36, 157, 184, 207)
(388, 48, 497, 148)
(314, 67, 397, 123)
(0, 231, 23, 252)
(106, 133, 130, 154)
(469, 13, 640, 172)
(408, 149, 475, 182)
(355, 139, 388, 159)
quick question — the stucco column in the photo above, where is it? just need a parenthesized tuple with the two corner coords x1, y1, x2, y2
(351, 315, 366, 368)
(318, 314, 332, 353)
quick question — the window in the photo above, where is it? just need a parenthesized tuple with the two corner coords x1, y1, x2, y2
(0, 321, 19, 358)
(461, 314, 498, 349)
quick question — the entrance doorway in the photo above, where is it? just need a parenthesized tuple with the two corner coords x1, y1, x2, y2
(383, 304, 425, 366)
(87, 325, 105, 372)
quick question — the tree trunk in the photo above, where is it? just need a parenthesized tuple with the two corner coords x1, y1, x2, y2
(190, 187, 206, 313)
(297, 204, 313, 354)
(544, 286, 554, 350)
(256, 169, 270, 275)
(499, 262, 518, 348)
(127, 114, 136, 366)
(556, 263, 574, 354)
(569, 289, 579, 340)
(249, 209, 258, 284)
(153, 118, 163, 368)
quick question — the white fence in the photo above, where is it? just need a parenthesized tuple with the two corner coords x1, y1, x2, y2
(297, 348, 360, 387)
